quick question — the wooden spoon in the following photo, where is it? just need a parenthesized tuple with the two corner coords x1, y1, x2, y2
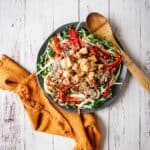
(86, 12, 150, 92)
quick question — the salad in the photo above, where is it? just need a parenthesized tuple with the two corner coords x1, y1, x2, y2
(37, 25, 122, 111)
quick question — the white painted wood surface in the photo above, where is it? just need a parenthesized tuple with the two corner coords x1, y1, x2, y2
(0, 0, 150, 150)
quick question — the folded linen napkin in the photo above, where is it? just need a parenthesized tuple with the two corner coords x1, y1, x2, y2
(0, 55, 101, 150)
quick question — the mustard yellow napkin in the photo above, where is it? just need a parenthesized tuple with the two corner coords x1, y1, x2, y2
(0, 55, 101, 150)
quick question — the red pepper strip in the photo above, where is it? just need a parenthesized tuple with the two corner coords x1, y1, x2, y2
(88, 46, 110, 59)
(103, 82, 110, 97)
(69, 28, 80, 50)
(88, 46, 99, 60)
(53, 35, 62, 53)
(104, 54, 121, 68)
(97, 47, 111, 58)
(70, 39, 80, 50)
(61, 84, 69, 90)
(69, 28, 78, 39)
(89, 47, 97, 56)
(66, 96, 81, 102)
(57, 89, 81, 102)
(57, 89, 66, 100)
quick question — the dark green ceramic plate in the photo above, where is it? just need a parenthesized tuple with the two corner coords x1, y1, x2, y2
(36, 22, 128, 113)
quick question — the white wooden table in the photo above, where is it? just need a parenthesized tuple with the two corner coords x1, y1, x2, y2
(0, 0, 150, 150)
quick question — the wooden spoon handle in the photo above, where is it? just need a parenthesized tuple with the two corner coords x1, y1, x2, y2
(121, 50, 150, 92)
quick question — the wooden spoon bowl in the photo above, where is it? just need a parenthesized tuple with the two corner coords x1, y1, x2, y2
(86, 12, 150, 92)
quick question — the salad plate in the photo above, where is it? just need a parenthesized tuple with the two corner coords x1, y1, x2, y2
(36, 22, 127, 113)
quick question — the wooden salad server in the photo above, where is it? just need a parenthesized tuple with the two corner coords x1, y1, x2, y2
(86, 12, 150, 92)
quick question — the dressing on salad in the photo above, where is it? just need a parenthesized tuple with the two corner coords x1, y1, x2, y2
(37, 26, 122, 111)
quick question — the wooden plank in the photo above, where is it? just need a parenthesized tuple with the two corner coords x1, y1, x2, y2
(53, 0, 78, 149)
(0, 0, 25, 149)
(79, 0, 109, 22)
(23, 0, 54, 72)
(140, 0, 150, 150)
(0, 92, 25, 150)
(53, 0, 78, 28)
(23, 0, 54, 149)
(109, 0, 141, 150)
(79, 1, 109, 150)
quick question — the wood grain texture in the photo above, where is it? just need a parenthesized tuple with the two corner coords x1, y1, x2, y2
(0, 0, 25, 150)
(0, 92, 24, 150)
(109, 0, 141, 150)
(140, 0, 150, 149)
(0, 0, 150, 150)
